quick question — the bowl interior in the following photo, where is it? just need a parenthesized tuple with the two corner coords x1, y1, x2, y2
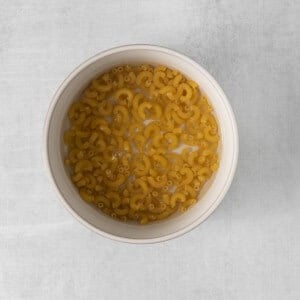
(46, 46, 237, 242)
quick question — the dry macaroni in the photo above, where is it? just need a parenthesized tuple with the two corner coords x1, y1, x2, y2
(64, 64, 220, 224)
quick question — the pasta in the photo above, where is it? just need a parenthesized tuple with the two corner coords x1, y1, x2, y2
(64, 64, 220, 224)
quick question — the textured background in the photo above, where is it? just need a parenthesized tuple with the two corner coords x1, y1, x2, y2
(1, 0, 299, 299)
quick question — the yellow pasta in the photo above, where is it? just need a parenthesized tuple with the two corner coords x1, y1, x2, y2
(159, 85, 176, 99)
(153, 71, 166, 88)
(79, 188, 94, 203)
(176, 83, 193, 102)
(135, 178, 149, 195)
(105, 174, 126, 187)
(75, 160, 93, 173)
(147, 176, 167, 189)
(64, 64, 219, 224)
(137, 101, 152, 119)
(92, 79, 112, 92)
(106, 191, 121, 208)
(130, 194, 143, 210)
(172, 74, 183, 87)
(170, 193, 186, 208)
(164, 133, 179, 150)
(114, 88, 134, 106)
(152, 154, 168, 169)
(136, 71, 153, 86)
(203, 126, 219, 143)
(144, 121, 160, 139)
(180, 168, 194, 186)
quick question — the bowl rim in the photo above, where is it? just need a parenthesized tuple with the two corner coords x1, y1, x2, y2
(43, 44, 239, 244)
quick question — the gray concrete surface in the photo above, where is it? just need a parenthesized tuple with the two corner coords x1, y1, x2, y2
(0, 0, 299, 299)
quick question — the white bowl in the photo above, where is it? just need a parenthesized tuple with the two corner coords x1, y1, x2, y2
(44, 44, 238, 244)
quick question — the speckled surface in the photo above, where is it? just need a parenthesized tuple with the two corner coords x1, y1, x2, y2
(0, 1, 299, 299)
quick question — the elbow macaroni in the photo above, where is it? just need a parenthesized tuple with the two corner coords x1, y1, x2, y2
(64, 64, 219, 224)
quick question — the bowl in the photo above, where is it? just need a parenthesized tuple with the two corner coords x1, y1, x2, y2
(43, 44, 238, 243)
